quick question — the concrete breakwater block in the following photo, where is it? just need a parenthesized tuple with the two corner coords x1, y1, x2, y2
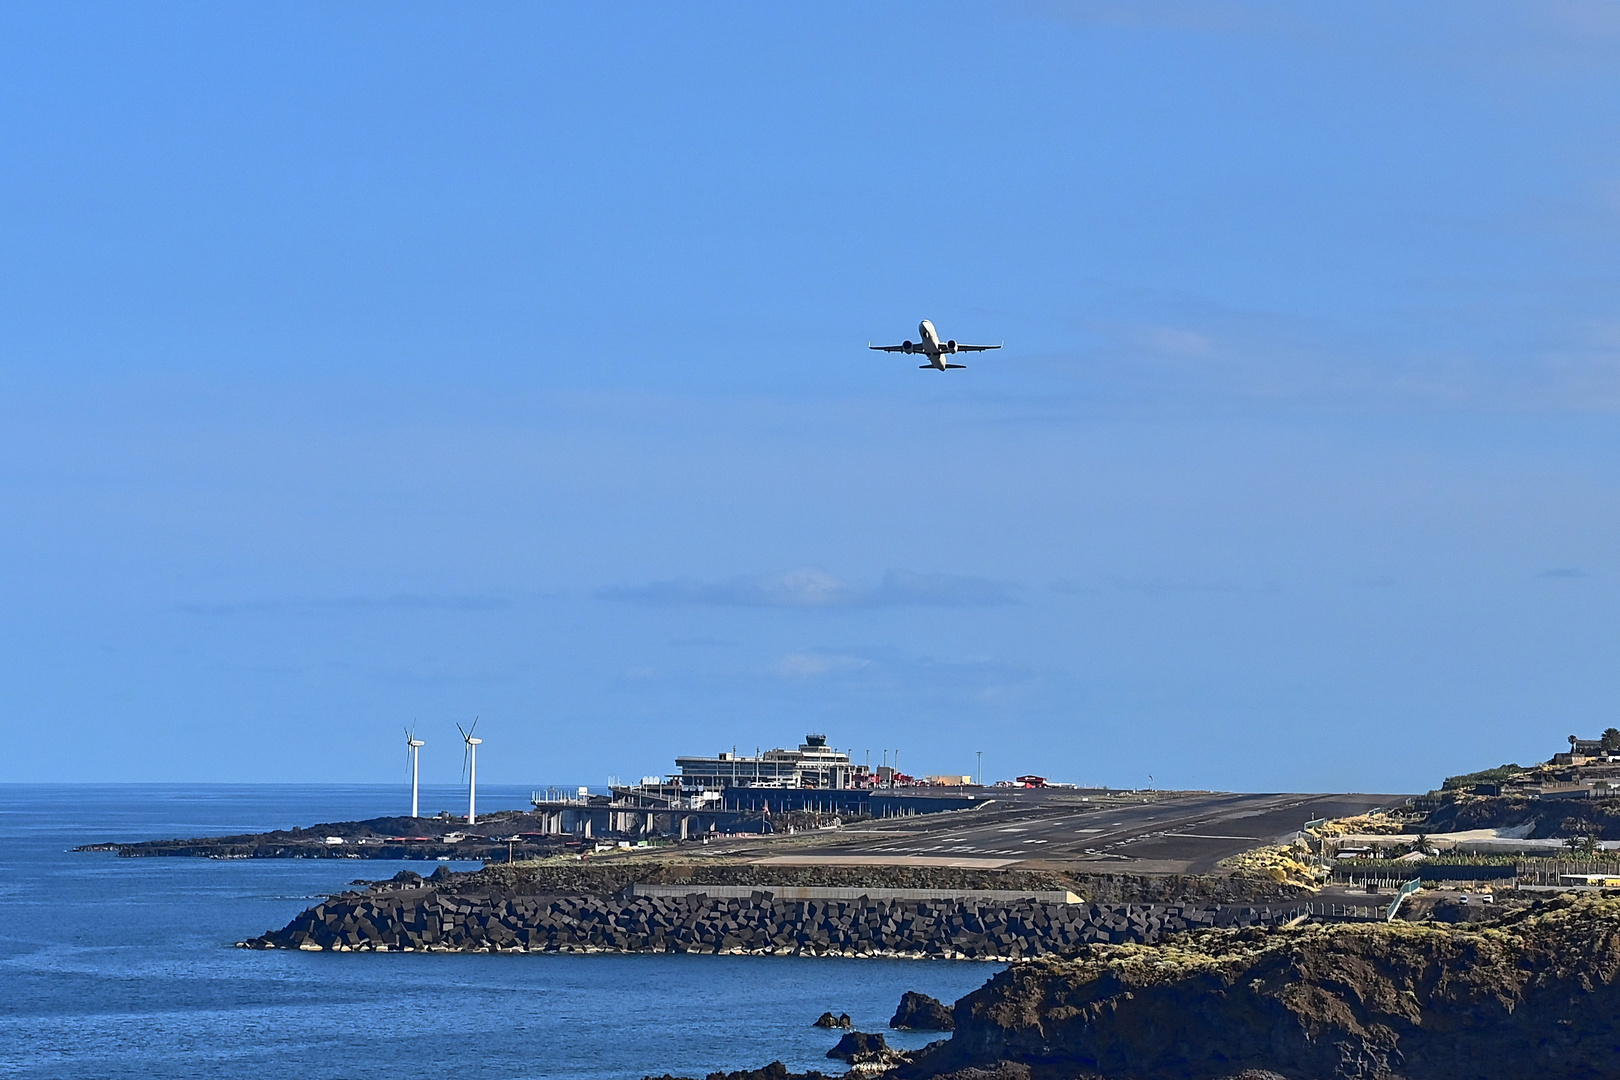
(243, 887, 1301, 958)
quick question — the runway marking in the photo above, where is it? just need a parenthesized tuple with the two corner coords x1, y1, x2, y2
(1158, 833, 1262, 841)
(753, 855, 1019, 869)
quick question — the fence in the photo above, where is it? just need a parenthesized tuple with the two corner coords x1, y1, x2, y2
(1285, 902, 1385, 922)
(1327, 875, 1416, 891)
(1332, 862, 1515, 885)
(1517, 857, 1620, 887)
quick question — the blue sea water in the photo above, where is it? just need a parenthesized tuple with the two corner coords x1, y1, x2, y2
(0, 785, 1000, 1080)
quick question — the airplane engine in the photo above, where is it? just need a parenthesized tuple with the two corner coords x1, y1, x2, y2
(945, 339, 957, 353)
(901, 340, 913, 354)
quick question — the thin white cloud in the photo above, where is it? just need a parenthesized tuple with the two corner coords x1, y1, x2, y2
(1135, 326, 1222, 360)
(1052, 575, 1281, 595)
(772, 651, 873, 678)
(597, 568, 1018, 609)
(179, 593, 512, 616)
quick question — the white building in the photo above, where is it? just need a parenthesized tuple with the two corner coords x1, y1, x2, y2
(673, 734, 860, 791)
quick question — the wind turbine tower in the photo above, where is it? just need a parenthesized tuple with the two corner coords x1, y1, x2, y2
(405, 726, 426, 818)
(458, 719, 482, 825)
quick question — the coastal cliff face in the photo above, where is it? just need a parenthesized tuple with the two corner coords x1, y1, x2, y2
(903, 893, 1620, 1080)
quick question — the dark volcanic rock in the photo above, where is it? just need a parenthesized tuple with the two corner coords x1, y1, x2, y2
(246, 884, 1306, 958)
(923, 1066, 1031, 1080)
(73, 811, 568, 861)
(890, 991, 955, 1031)
(645, 1063, 839, 1080)
(827, 1030, 889, 1063)
(812, 1011, 852, 1029)
(900, 893, 1620, 1080)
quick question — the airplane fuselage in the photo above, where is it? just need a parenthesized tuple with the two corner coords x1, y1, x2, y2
(911, 320, 954, 369)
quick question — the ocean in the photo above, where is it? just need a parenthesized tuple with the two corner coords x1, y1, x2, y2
(0, 784, 998, 1080)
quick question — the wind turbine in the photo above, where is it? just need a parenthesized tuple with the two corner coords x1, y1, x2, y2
(404, 725, 426, 818)
(458, 718, 482, 825)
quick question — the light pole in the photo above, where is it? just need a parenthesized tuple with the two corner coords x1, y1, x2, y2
(976, 750, 982, 787)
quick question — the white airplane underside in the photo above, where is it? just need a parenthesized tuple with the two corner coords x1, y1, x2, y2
(869, 319, 1002, 370)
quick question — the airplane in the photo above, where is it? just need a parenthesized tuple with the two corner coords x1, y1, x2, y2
(869, 319, 1002, 370)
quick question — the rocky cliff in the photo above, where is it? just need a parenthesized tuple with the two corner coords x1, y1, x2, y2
(902, 893, 1620, 1080)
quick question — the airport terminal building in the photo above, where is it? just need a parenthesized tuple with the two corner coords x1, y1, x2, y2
(673, 734, 861, 791)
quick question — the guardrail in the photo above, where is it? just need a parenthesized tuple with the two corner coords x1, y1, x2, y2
(530, 789, 594, 806)
(1387, 877, 1422, 921)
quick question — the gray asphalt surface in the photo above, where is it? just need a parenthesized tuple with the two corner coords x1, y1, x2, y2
(762, 789, 1402, 874)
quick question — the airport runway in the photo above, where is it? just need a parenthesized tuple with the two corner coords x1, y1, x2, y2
(748, 789, 1402, 874)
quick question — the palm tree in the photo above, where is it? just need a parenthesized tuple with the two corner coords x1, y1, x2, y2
(1602, 728, 1620, 753)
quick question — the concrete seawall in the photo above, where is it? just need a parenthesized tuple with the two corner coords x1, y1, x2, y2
(242, 887, 1301, 959)
(629, 884, 1084, 904)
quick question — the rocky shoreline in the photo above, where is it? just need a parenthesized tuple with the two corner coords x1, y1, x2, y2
(241, 874, 1309, 959)
(648, 893, 1620, 1080)
(73, 812, 568, 862)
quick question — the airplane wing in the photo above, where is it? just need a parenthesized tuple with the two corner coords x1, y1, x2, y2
(868, 343, 912, 352)
(952, 343, 1002, 352)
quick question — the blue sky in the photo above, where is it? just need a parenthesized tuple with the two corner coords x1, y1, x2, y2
(4, 2, 1620, 791)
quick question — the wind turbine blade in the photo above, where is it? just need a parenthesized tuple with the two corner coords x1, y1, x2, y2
(456, 721, 468, 742)
(468, 716, 478, 738)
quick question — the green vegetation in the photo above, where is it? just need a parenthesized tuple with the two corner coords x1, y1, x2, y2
(1329, 853, 1519, 878)
(1421, 853, 1519, 867)
(1440, 764, 1524, 790)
